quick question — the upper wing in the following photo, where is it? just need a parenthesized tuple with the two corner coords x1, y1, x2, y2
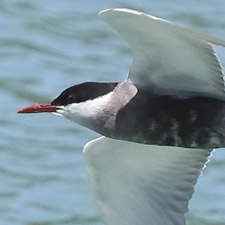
(83, 136, 212, 225)
(99, 8, 225, 100)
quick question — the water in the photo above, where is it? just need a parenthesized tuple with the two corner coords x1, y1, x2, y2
(1, 0, 225, 224)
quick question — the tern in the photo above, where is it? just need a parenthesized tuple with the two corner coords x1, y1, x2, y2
(18, 8, 225, 225)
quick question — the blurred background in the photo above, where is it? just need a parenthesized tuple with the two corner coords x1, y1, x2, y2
(1, 0, 225, 224)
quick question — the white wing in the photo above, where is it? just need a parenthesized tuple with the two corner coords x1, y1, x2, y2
(83, 137, 212, 225)
(99, 8, 225, 100)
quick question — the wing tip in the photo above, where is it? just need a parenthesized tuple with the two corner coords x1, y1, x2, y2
(99, 8, 139, 19)
(83, 136, 106, 153)
(98, 8, 170, 25)
(98, 8, 111, 17)
(99, 8, 141, 17)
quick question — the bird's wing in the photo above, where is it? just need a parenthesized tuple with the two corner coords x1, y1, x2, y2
(83, 136, 212, 225)
(99, 8, 225, 99)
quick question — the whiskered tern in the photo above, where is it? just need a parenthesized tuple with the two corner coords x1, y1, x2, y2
(18, 8, 225, 225)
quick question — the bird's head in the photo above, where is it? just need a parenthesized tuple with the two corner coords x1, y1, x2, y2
(18, 82, 118, 130)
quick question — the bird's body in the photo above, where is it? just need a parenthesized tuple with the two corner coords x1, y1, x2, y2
(18, 8, 225, 225)
(107, 87, 225, 149)
(52, 80, 225, 149)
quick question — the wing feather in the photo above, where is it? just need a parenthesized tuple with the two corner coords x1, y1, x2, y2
(83, 137, 212, 225)
(99, 8, 225, 99)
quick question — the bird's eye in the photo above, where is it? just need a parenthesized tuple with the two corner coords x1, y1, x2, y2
(67, 95, 75, 104)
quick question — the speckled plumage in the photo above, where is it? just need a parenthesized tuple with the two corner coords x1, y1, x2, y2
(113, 89, 225, 149)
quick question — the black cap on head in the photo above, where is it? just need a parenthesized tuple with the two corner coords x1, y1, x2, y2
(51, 82, 118, 106)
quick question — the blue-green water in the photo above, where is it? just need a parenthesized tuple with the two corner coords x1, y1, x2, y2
(1, 0, 225, 224)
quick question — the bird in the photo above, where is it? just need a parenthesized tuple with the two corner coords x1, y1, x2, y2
(17, 8, 225, 225)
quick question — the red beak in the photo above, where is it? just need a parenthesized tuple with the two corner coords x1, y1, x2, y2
(17, 101, 58, 114)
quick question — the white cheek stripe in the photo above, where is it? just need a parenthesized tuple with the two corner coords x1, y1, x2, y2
(63, 91, 114, 121)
